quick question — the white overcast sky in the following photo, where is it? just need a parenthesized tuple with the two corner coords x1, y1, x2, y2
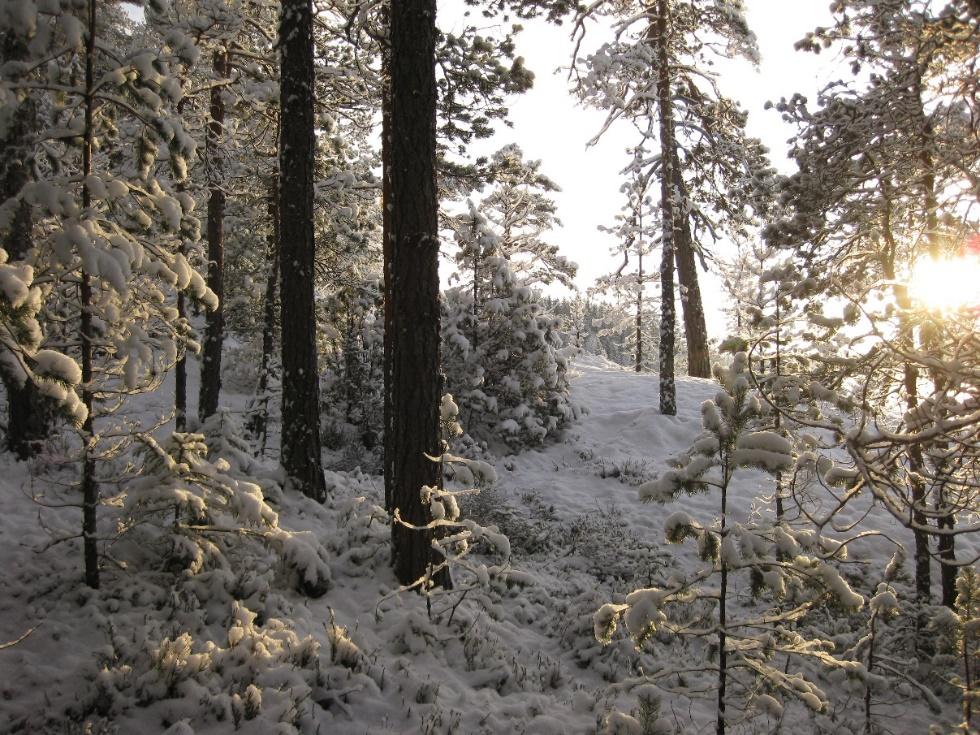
(440, 0, 840, 338)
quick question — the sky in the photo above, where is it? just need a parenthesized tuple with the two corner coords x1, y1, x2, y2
(440, 0, 839, 338)
(128, 0, 839, 339)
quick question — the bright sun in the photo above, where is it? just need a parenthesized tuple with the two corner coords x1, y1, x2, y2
(909, 255, 980, 311)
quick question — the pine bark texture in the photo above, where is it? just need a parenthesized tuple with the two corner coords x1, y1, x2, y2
(278, 0, 327, 502)
(0, 31, 51, 458)
(174, 170, 190, 431)
(635, 233, 643, 373)
(670, 150, 711, 378)
(381, 1, 394, 512)
(175, 289, 187, 431)
(81, 0, 99, 589)
(386, 0, 446, 586)
(654, 0, 677, 416)
(199, 50, 229, 421)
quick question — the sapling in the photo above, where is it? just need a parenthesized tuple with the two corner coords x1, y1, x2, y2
(443, 202, 574, 449)
(595, 353, 867, 734)
(386, 394, 514, 621)
(933, 566, 980, 732)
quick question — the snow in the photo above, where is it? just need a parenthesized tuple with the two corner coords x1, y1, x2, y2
(0, 259, 34, 309)
(733, 430, 794, 471)
(32, 348, 82, 384)
(0, 354, 968, 733)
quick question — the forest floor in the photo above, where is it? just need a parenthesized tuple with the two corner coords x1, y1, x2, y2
(0, 355, 969, 734)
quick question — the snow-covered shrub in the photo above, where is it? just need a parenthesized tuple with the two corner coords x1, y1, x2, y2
(87, 600, 327, 733)
(200, 409, 281, 499)
(454, 483, 557, 557)
(118, 426, 330, 597)
(602, 684, 670, 735)
(807, 546, 941, 734)
(0, 247, 86, 424)
(594, 353, 868, 734)
(443, 206, 574, 448)
(329, 490, 391, 579)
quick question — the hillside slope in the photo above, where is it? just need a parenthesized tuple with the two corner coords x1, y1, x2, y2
(0, 357, 964, 734)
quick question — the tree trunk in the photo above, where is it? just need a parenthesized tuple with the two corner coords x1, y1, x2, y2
(175, 288, 187, 431)
(387, 0, 449, 587)
(199, 50, 228, 421)
(717, 453, 731, 735)
(938, 499, 956, 607)
(247, 176, 280, 454)
(879, 183, 932, 606)
(635, 229, 643, 373)
(670, 149, 711, 378)
(893, 295, 931, 604)
(278, 0, 327, 502)
(774, 297, 784, 522)
(81, 0, 99, 589)
(0, 31, 51, 458)
(472, 214, 481, 354)
(914, 63, 956, 605)
(174, 174, 189, 431)
(382, 0, 395, 513)
(654, 0, 677, 416)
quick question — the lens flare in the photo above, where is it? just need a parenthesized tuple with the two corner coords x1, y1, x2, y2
(909, 255, 980, 311)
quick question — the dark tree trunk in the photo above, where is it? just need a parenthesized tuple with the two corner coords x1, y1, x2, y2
(893, 289, 931, 604)
(654, 0, 677, 416)
(881, 186, 931, 605)
(914, 65, 958, 605)
(381, 1, 394, 513)
(906, 359, 933, 603)
(175, 287, 187, 431)
(472, 215, 481, 354)
(670, 149, 711, 378)
(635, 232, 643, 373)
(199, 50, 228, 421)
(717, 460, 730, 735)
(247, 176, 280, 455)
(174, 175, 189, 431)
(938, 500, 956, 607)
(917, 89, 957, 608)
(0, 31, 51, 458)
(81, 0, 99, 589)
(387, 0, 449, 587)
(278, 0, 327, 502)
(774, 298, 784, 522)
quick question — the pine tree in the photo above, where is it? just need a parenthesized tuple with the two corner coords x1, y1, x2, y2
(278, 0, 327, 502)
(768, 0, 980, 608)
(443, 203, 574, 448)
(147, 0, 285, 427)
(1, 0, 216, 587)
(0, 28, 57, 458)
(477, 145, 576, 290)
(574, 0, 774, 391)
(595, 354, 868, 734)
(198, 47, 229, 421)
(386, 0, 446, 587)
(591, 168, 661, 373)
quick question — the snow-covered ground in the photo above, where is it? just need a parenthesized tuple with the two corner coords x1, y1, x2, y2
(0, 356, 967, 734)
